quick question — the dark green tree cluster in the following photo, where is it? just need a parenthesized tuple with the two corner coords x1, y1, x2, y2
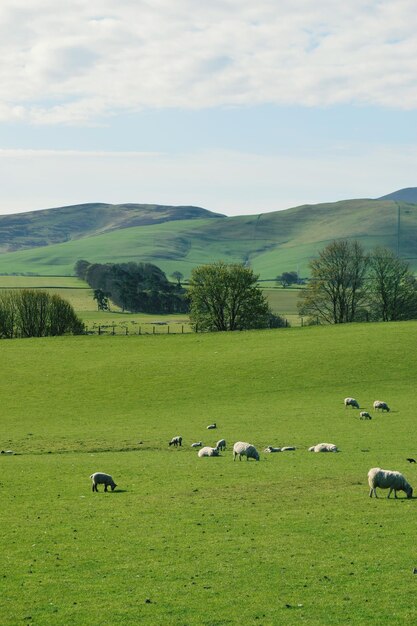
(75, 260, 188, 314)
(298, 240, 417, 324)
(0, 290, 84, 338)
(276, 271, 299, 288)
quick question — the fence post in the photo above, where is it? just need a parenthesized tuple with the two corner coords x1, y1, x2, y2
(153, 326, 155, 334)
(167, 325, 170, 334)
(98, 325, 101, 335)
(112, 325, 115, 335)
(139, 326, 141, 335)
(125, 327, 128, 335)
(301, 318, 303, 327)
(181, 325, 184, 334)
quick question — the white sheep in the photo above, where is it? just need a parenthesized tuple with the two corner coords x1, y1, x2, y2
(191, 442, 203, 448)
(233, 441, 260, 461)
(308, 443, 338, 453)
(207, 423, 217, 430)
(90, 472, 117, 492)
(359, 411, 372, 420)
(1, 450, 14, 455)
(198, 446, 220, 457)
(169, 436, 182, 447)
(368, 467, 413, 499)
(373, 400, 390, 412)
(264, 446, 281, 453)
(344, 397, 359, 409)
(216, 439, 226, 451)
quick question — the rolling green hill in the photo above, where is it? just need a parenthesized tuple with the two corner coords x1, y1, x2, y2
(1, 195, 417, 279)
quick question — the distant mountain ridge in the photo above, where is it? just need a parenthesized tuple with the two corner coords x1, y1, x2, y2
(0, 202, 225, 253)
(0, 190, 417, 278)
(378, 188, 417, 203)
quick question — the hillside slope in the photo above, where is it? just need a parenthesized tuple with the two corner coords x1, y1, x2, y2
(0, 202, 225, 253)
(378, 187, 417, 203)
(1, 198, 417, 278)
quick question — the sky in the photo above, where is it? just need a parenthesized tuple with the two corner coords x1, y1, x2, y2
(1, 0, 417, 216)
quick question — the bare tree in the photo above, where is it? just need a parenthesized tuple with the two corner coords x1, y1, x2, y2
(368, 247, 417, 321)
(298, 240, 369, 324)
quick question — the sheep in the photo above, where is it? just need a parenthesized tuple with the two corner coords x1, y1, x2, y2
(264, 446, 281, 453)
(373, 400, 390, 412)
(308, 443, 338, 453)
(207, 423, 217, 430)
(407, 458, 416, 464)
(359, 411, 372, 420)
(169, 436, 182, 447)
(281, 446, 296, 451)
(1, 450, 14, 455)
(233, 441, 260, 461)
(344, 397, 359, 409)
(198, 446, 220, 457)
(216, 439, 226, 451)
(368, 467, 413, 499)
(191, 442, 203, 448)
(90, 472, 117, 492)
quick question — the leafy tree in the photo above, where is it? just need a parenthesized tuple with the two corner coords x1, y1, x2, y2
(368, 247, 417, 321)
(298, 240, 369, 324)
(93, 289, 111, 311)
(188, 261, 271, 331)
(74, 259, 91, 280)
(171, 271, 184, 287)
(276, 271, 298, 288)
(0, 290, 83, 338)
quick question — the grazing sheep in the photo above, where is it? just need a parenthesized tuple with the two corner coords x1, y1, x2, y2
(360, 411, 372, 420)
(281, 446, 296, 451)
(191, 442, 203, 448)
(198, 446, 220, 457)
(216, 439, 226, 451)
(308, 443, 338, 453)
(264, 446, 281, 453)
(233, 441, 260, 461)
(1, 450, 14, 455)
(344, 397, 359, 409)
(373, 400, 390, 412)
(90, 472, 117, 492)
(207, 423, 217, 430)
(407, 458, 416, 464)
(368, 467, 413, 499)
(169, 436, 182, 447)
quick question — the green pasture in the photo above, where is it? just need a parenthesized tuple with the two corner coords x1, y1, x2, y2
(1, 322, 417, 625)
(0, 275, 302, 328)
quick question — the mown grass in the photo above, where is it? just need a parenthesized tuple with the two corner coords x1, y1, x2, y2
(1, 322, 417, 624)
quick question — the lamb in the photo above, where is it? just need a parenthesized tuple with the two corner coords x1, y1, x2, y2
(207, 423, 217, 430)
(344, 397, 359, 409)
(264, 446, 281, 453)
(216, 439, 226, 451)
(169, 436, 182, 447)
(90, 472, 117, 492)
(359, 411, 372, 420)
(233, 441, 260, 461)
(191, 442, 203, 448)
(368, 467, 413, 499)
(373, 400, 390, 412)
(198, 446, 220, 457)
(308, 443, 338, 453)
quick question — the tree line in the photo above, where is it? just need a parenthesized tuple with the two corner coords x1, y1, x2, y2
(0, 290, 84, 338)
(298, 241, 417, 324)
(75, 260, 189, 314)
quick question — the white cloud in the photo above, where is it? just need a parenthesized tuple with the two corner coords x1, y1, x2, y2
(1, 0, 417, 124)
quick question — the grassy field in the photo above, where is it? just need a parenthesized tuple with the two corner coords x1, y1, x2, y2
(0, 275, 302, 328)
(1, 322, 417, 625)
